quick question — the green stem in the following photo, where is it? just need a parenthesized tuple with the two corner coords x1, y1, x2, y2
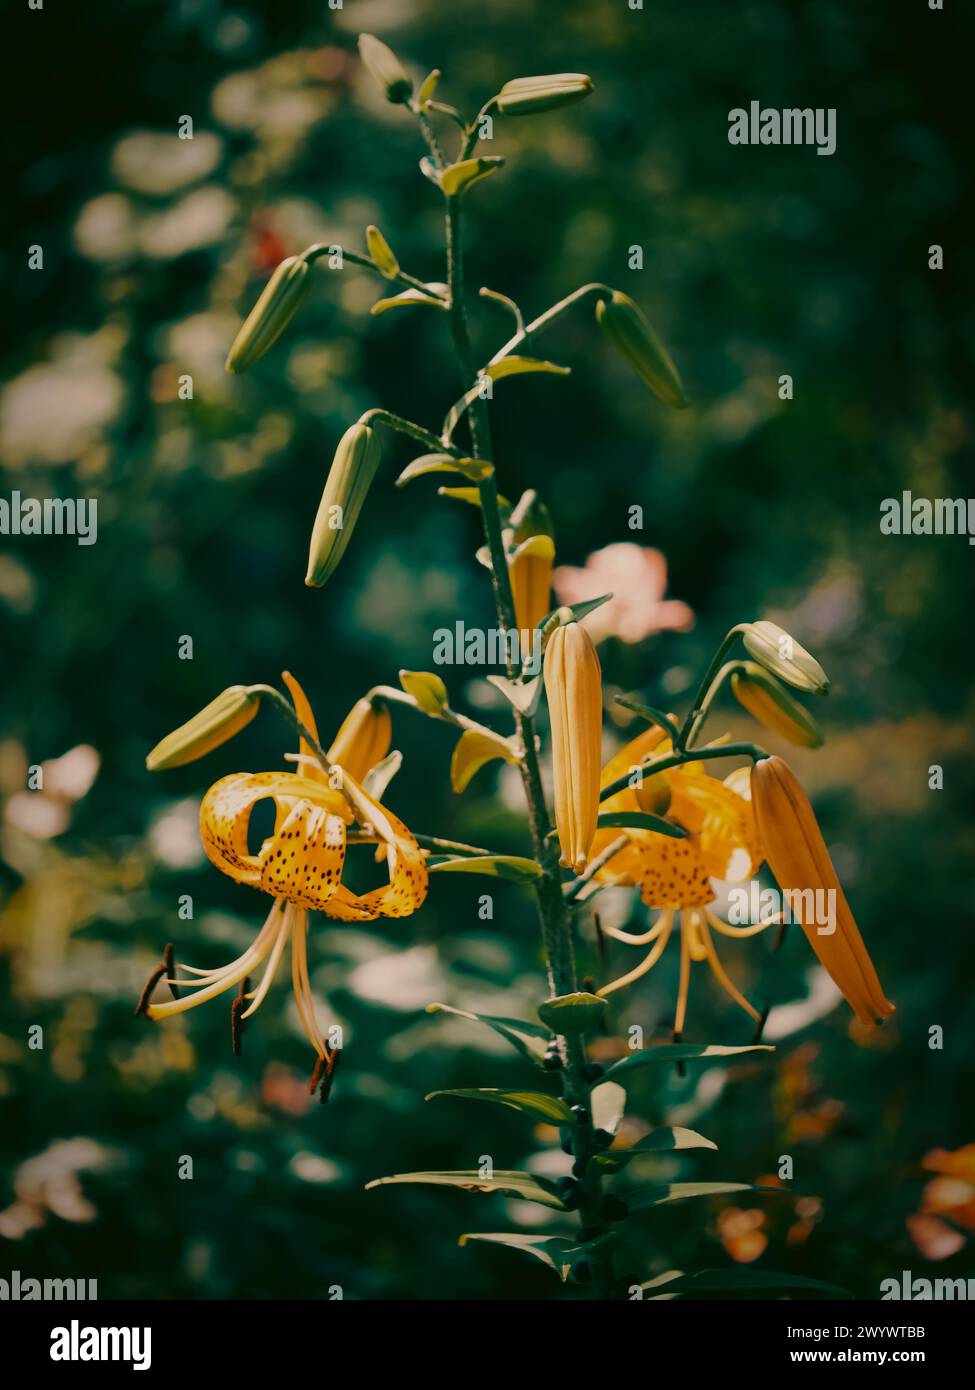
(358, 409, 460, 456)
(304, 244, 447, 302)
(598, 741, 768, 804)
(441, 181, 608, 1278)
(368, 684, 512, 745)
(682, 660, 746, 750)
(677, 625, 746, 749)
(487, 282, 611, 366)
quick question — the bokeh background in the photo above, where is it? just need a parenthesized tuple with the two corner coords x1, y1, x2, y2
(3, 0, 973, 1300)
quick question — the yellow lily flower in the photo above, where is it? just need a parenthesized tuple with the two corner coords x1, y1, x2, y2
(138, 673, 427, 1094)
(593, 727, 769, 1033)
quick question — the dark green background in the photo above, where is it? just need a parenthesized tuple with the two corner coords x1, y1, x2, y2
(2, 0, 973, 1300)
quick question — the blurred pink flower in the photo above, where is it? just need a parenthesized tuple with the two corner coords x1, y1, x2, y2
(553, 543, 694, 644)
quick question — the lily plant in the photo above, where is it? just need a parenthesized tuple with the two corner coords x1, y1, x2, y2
(140, 36, 893, 1299)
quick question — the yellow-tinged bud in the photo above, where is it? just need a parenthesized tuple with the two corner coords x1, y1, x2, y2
(225, 257, 310, 373)
(508, 492, 555, 633)
(366, 224, 399, 280)
(305, 423, 382, 588)
(731, 663, 823, 747)
(595, 290, 688, 409)
(543, 622, 603, 873)
(751, 756, 895, 1025)
(326, 697, 392, 781)
(496, 74, 595, 115)
(509, 535, 555, 634)
(633, 769, 671, 816)
(358, 33, 412, 104)
(146, 686, 259, 771)
(742, 621, 829, 696)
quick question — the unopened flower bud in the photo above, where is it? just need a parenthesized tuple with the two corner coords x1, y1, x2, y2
(544, 622, 603, 872)
(731, 663, 823, 748)
(496, 74, 594, 115)
(146, 687, 259, 771)
(225, 257, 310, 374)
(358, 33, 412, 104)
(751, 756, 894, 1024)
(595, 290, 688, 409)
(305, 423, 382, 588)
(327, 697, 392, 781)
(742, 621, 830, 696)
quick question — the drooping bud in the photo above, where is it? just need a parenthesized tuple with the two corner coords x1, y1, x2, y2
(326, 697, 392, 781)
(731, 663, 824, 748)
(146, 687, 259, 771)
(495, 73, 595, 115)
(595, 290, 688, 409)
(543, 622, 603, 873)
(508, 490, 555, 633)
(305, 423, 382, 587)
(366, 225, 399, 280)
(751, 756, 894, 1024)
(742, 621, 829, 696)
(358, 33, 412, 104)
(225, 256, 311, 374)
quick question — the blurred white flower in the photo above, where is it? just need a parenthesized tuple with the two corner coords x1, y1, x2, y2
(140, 186, 235, 260)
(111, 130, 223, 196)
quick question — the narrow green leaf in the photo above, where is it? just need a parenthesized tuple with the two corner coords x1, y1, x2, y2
(602, 1043, 773, 1083)
(396, 453, 492, 487)
(628, 1181, 786, 1213)
(425, 1002, 550, 1065)
(484, 355, 571, 381)
(647, 1267, 848, 1298)
(372, 286, 449, 315)
(592, 1127, 718, 1171)
(460, 1232, 609, 1283)
(595, 810, 687, 838)
(428, 854, 542, 882)
(365, 1169, 566, 1209)
(536, 592, 613, 632)
(427, 1088, 575, 1124)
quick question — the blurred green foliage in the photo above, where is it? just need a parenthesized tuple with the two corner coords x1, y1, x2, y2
(2, 0, 974, 1300)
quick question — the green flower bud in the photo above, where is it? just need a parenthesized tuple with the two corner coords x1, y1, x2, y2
(225, 256, 310, 374)
(146, 686, 259, 770)
(305, 423, 382, 588)
(496, 73, 594, 115)
(358, 33, 412, 104)
(595, 290, 688, 409)
(366, 224, 399, 279)
(741, 622, 830, 697)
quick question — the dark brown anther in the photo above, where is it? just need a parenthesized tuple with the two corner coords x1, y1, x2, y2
(230, 976, 250, 1056)
(309, 1045, 341, 1104)
(753, 1005, 770, 1043)
(593, 913, 607, 963)
(773, 921, 789, 953)
(134, 962, 167, 1017)
(673, 1027, 686, 1079)
(164, 943, 180, 1000)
